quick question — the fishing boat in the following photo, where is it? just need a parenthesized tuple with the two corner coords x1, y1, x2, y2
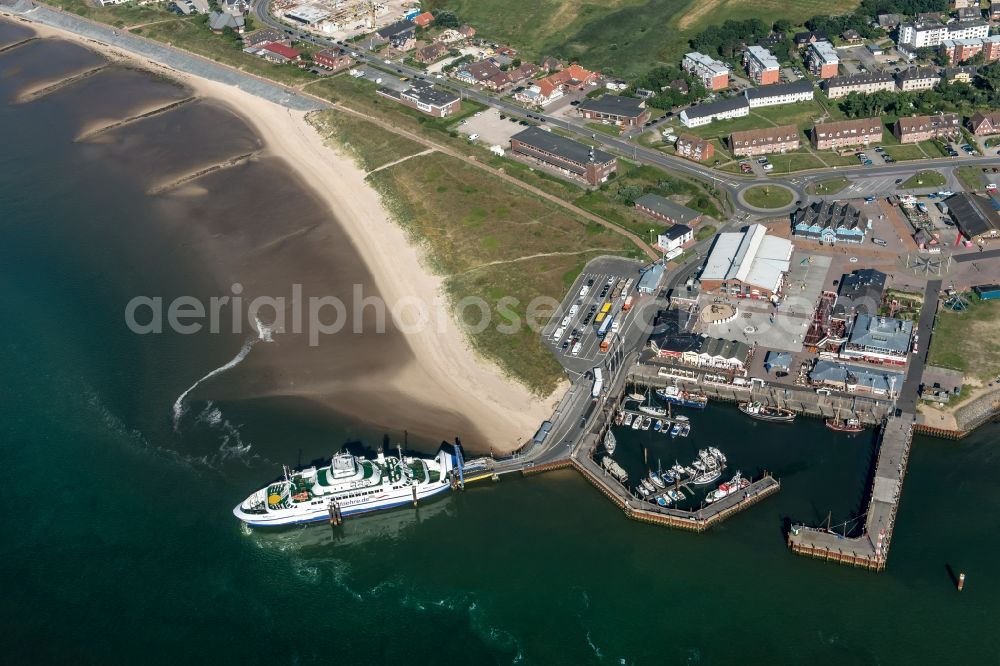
(631, 416, 642, 430)
(692, 468, 722, 486)
(623, 412, 634, 427)
(656, 494, 672, 507)
(667, 488, 685, 502)
(602, 456, 628, 482)
(233, 447, 456, 527)
(603, 430, 617, 455)
(692, 460, 706, 472)
(655, 385, 685, 405)
(661, 470, 676, 484)
(641, 416, 652, 430)
(826, 416, 864, 433)
(669, 422, 681, 438)
(683, 466, 697, 477)
(682, 390, 709, 409)
(708, 447, 726, 465)
(636, 484, 650, 497)
(738, 401, 796, 423)
(649, 471, 666, 489)
(705, 472, 746, 504)
(653, 419, 663, 432)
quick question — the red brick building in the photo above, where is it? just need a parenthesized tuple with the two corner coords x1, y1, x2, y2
(729, 124, 800, 157)
(675, 134, 714, 162)
(510, 126, 616, 186)
(313, 48, 351, 72)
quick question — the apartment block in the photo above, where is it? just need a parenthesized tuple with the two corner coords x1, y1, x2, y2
(812, 117, 883, 150)
(895, 67, 941, 92)
(743, 45, 780, 85)
(894, 112, 961, 143)
(729, 124, 800, 157)
(807, 41, 839, 79)
(824, 72, 895, 99)
(682, 52, 730, 91)
(940, 35, 1000, 64)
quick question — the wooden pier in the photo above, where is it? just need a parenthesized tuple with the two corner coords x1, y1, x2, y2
(786, 414, 913, 571)
(572, 451, 780, 533)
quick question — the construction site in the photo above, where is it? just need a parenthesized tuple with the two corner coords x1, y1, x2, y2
(271, 0, 419, 40)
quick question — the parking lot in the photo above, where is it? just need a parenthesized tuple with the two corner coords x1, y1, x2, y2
(542, 257, 649, 377)
(456, 107, 528, 147)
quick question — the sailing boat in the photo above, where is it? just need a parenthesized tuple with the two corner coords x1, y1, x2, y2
(638, 386, 668, 417)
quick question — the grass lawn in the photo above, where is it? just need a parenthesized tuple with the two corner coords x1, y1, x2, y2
(882, 144, 926, 161)
(920, 140, 949, 159)
(811, 176, 850, 195)
(309, 111, 425, 172)
(364, 151, 638, 393)
(695, 224, 717, 241)
(766, 151, 825, 174)
(928, 295, 1000, 382)
(685, 100, 827, 143)
(586, 122, 623, 137)
(899, 170, 947, 189)
(47, 0, 171, 28)
(956, 165, 987, 192)
(743, 185, 793, 209)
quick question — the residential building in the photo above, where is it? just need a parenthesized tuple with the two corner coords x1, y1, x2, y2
(811, 117, 883, 150)
(944, 65, 977, 82)
(414, 42, 448, 64)
(540, 55, 562, 72)
(679, 96, 749, 128)
(792, 201, 871, 244)
(635, 194, 702, 226)
(841, 314, 914, 366)
(744, 45, 780, 85)
(823, 72, 895, 99)
(946, 19, 990, 40)
(456, 59, 504, 86)
(674, 134, 714, 162)
(375, 20, 416, 49)
(208, 10, 244, 34)
(832, 269, 887, 320)
(969, 111, 1000, 135)
(867, 43, 885, 57)
(699, 223, 793, 300)
(878, 14, 902, 30)
(313, 48, 352, 72)
(794, 31, 827, 49)
(946, 193, 1000, 241)
(517, 63, 596, 106)
(895, 67, 941, 92)
(842, 29, 863, 44)
(376, 82, 460, 117)
(509, 126, 617, 186)
(952, 0, 974, 10)
(729, 124, 800, 157)
(743, 80, 813, 108)
(941, 35, 1000, 64)
(458, 24, 476, 39)
(810, 360, 904, 396)
(682, 52, 730, 91)
(656, 224, 695, 253)
(807, 41, 839, 79)
(411, 11, 434, 27)
(241, 28, 284, 49)
(260, 42, 299, 63)
(577, 95, 650, 128)
(992, 0, 1000, 20)
(894, 112, 960, 142)
(956, 6, 983, 21)
(898, 21, 947, 49)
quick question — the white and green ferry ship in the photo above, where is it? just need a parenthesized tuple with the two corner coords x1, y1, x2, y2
(233, 447, 456, 527)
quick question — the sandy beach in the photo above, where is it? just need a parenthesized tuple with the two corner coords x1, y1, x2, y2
(16, 18, 561, 453)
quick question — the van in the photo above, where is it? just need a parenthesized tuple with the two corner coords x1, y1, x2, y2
(561, 316, 571, 327)
(872, 237, 888, 247)
(569, 305, 579, 316)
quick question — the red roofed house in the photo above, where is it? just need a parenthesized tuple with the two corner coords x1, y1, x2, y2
(412, 11, 434, 27)
(262, 42, 301, 63)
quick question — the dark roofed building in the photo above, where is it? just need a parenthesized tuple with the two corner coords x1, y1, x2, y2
(577, 95, 650, 128)
(679, 96, 749, 127)
(635, 193, 702, 226)
(792, 201, 870, 244)
(946, 192, 1000, 240)
(376, 82, 460, 117)
(833, 268, 886, 320)
(510, 126, 616, 185)
(242, 28, 285, 49)
(894, 112, 960, 143)
(794, 30, 827, 48)
(415, 42, 448, 63)
(743, 79, 814, 107)
(968, 110, 1000, 136)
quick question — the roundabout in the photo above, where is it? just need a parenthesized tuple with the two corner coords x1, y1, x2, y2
(739, 184, 796, 211)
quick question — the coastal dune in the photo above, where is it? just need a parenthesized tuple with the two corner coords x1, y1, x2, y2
(5, 18, 557, 453)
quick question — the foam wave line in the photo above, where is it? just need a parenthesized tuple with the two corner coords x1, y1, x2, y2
(172, 338, 256, 431)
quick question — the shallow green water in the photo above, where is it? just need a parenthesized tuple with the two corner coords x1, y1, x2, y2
(2, 22, 999, 665)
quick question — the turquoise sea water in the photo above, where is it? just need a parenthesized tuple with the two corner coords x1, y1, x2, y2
(3, 25, 1000, 665)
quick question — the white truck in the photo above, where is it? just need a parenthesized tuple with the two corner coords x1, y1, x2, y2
(571, 341, 582, 356)
(552, 325, 566, 341)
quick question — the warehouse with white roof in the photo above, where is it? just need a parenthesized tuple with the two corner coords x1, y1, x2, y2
(698, 224, 793, 300)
